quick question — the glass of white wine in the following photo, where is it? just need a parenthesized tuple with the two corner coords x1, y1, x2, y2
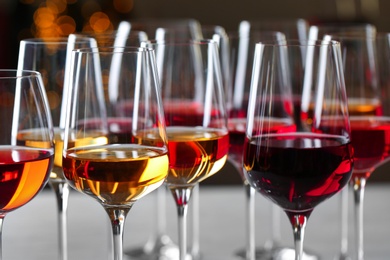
(62, 46, 169, 260)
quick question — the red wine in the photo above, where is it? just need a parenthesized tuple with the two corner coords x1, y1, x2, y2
(0, 146, 53, 211)
(164, 100, 223, 127)
(228, 118, 296, 166)
(350, 116, 390, 179)
(243, 133, 353, 214)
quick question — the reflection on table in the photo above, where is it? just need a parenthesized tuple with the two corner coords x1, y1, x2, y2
(3, 183, 390, 260)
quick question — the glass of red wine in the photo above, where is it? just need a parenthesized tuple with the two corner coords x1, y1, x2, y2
(62, 46, 169, 260)
(308, 23, 377, 260)
(16, 36, 96, 260)
(0, 70, 54, 259)
(144, 39, 229, 260)
(227, 24, 287, 260)
(243, 40, 354, 260)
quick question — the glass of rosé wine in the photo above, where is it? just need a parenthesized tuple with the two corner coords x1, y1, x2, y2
(320, 32, 390, 260)
(0, 70, 54, 259)
(308, 23, 377, 260)
(143, 39, 229, 260)
(243, 40, 354, 260)
(62, 46, 169, 260)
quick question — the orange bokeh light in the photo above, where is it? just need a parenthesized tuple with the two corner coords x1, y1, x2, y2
(89, 12, 112, 33)
(56, 15, 76, 35)
(113, 0, 134, 13)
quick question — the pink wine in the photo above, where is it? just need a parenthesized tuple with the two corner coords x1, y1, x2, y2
(0, 147, 53, 211)
(243, 133, 353, 214)
(164, 100, 223, 127)
(350, 116, 390, 179)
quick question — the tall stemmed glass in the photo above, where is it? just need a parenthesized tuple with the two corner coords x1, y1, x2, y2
(0, 69, 54, 259)
(227, 26, 287, 260)
(309, 22, 377, 260)
(327, 33, 390, 260)
(235, 20, 322, 260)
(148, 39, 229, 260)
(243, 40, 354, 260)
(62, 46, 169, 260)
(16, 36, 96, 260)
(125, 20, 204, 260)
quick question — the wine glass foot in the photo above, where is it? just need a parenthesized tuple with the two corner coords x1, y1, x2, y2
(334, 253, 351, 260)
(272, 247, 319, 260)
(125, 235, 182, 260)
(235, 247, 319, 260)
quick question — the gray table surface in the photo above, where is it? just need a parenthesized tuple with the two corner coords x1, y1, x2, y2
(2, 183, 390, 260)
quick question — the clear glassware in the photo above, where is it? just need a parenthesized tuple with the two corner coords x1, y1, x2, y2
(0, 69, 54, 259)
(62, 46, 169, 260)
(125, 19, 204, 260)
(227, 25, 286, 260)
(146, 39, 228, 260)
(232, 19, 321, 260)
(16, 36, 96, 260)
(243, 40, 353, 260)
(326, 32, 390, 260)
(309, 22, 377, 260)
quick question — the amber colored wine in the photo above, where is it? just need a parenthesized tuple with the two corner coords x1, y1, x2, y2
(243, 133, 353, 215)
(350, 116, 390, 179)
(0, 146, 53, 211)
(347, 98, 382, 116)
(62, 144, 168, 205)
(50, 128, 65, 181)
(135, 126, 229, 187)
(164, 127, 229, 187)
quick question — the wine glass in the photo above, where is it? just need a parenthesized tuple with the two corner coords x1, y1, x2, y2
(146, 39, 229, 260)
(243, 40, 354, 260)
(0, 69, 54, 259)
(308, 22, 377, 260)
(16, 36, 96, 260)
(124, 19, 204, 260)
(62, 46, 169, 260)
(227, 25, 287, 260)
(326, 32, 390, 260)
(234, 19, 322, 260)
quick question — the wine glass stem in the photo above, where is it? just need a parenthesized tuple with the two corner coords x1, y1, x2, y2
(171, 187, 192, 260)
(352, 177, 366, 260)
(0, 216, 4, 260)
(244, 182, 256, 260)
(49, 180, 70, 260)
(191, 184, 200, 259)
(340, 185, 349, 257)
(291, 214, 307, 260)
(105, 207, 131, 260)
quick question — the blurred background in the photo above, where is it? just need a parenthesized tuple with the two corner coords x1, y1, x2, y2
(1, 0, 389, 183)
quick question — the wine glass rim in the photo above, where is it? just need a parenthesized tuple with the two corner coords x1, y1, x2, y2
(73, 46, 154, 54)
(257, 39, 341, 47)
(142, 39, 218, 46)
(20, 37, 93, 44)
(0, 69, 42, 79)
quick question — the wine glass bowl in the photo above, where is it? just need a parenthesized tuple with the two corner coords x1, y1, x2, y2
(145, 39, 229, 260)
(17, 37, 97, 260)
(243, 40, 354, 260)
(0, 69, 54, 259)
(62, 46, 169, 260)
